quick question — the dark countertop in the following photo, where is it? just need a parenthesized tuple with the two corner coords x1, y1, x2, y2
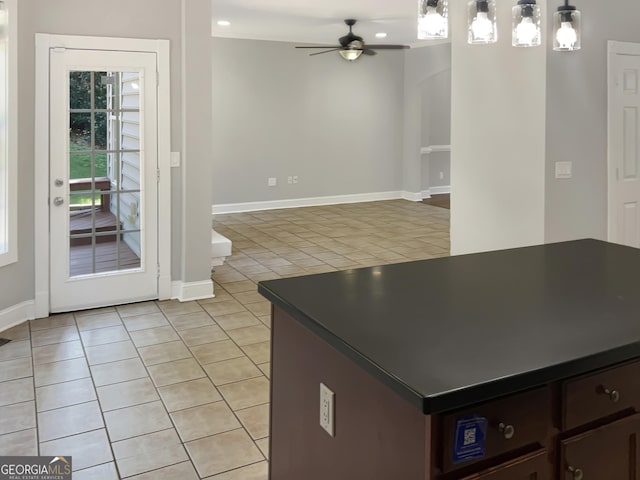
(258, 239, 640, 414)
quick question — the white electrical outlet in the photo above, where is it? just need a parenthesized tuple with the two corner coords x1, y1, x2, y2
(268, 177, 277, 187)
(439, 172, 444, 180)
(293, 176, 299, 184)
(319, 383, 335, 437)
(287, 176, 293, 184)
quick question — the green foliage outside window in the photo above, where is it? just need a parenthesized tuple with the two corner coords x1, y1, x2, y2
(69, 71, 108, 148)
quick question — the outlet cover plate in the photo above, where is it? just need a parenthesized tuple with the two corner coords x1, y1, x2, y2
(555, 161, 573, 179)
(320, 382, 335, 437)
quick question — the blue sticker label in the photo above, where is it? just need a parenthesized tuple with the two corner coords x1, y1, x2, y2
(453, 415, 488, 464)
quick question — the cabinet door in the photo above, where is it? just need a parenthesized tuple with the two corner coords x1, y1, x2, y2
(561, 414, 640, 480)
(460, 450, 550, 480)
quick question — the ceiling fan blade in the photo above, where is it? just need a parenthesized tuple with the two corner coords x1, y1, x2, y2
(310, 49, 342, 56)
(364, 45, 410, 50)
(296, 46, 342, 49)
(363, 49, 378, 56)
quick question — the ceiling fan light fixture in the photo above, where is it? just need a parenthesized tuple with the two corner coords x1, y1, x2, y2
(340, 47, 363, 62)
(418, 0, 449, 40)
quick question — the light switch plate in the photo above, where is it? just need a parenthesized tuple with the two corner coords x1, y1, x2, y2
(555, 161, 573, 179)
(170, 152, 181, 168)
(320, 383, 335, 437)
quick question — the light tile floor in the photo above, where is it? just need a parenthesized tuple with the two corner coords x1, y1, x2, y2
(0, 200, 449, 479)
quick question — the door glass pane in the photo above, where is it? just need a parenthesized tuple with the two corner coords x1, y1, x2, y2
(68, 70, 142, 277)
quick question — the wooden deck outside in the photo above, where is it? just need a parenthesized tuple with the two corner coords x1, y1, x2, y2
(70, 240, 140, 277)
(69, 209, 120, 246)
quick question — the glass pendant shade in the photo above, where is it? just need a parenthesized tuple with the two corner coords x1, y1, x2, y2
(468, 0, 497, 44)
(553, 4, 581, 51)
(418, 0, 449, 40)
(339, 48, 363, 62)
(512, 1, 541, 47)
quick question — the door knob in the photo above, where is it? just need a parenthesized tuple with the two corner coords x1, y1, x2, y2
(54, 178, 64, 187)
(53, 197, 64, 207)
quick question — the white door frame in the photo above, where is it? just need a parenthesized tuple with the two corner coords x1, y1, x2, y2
(35, 34, 172, 318)
(607, 40, 640, 244)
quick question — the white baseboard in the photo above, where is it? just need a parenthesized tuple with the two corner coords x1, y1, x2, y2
(421, 186, 451, 199)
(401, 191, 423, 202)
(212, 191, 421, 215)
(0, 300, 36, 333)
(171, 280, 214, 302)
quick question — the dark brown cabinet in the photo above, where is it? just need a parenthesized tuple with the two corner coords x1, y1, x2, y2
(460, 450, 550, 480)
(560, 414, 640, 480)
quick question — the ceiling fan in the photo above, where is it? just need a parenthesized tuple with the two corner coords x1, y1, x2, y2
(295, 19, 409, 62)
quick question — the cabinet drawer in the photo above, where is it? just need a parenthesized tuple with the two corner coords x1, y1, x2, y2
(459, 450, 550, 480)
(441, 387, 550, 473)
(563, 359, 640, 430)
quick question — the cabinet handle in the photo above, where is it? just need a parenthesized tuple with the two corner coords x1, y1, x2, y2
(567, 466, 584, 480)
(498, 422, 515, 440)
(601, 387, 621, 403)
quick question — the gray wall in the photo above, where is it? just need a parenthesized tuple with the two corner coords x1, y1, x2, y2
(420, 63, 451, 190)
(421, 68, 451, 147)
(0, 0, 36, 309)
(545, 3, 640, 242)
(181, 0, 214, 283)
(402, 43, 451, 196)
(1, 0, 214, 311)
(211, 38, 405, 205)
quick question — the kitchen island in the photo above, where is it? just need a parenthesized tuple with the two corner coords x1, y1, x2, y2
(258, 239, 640, 480)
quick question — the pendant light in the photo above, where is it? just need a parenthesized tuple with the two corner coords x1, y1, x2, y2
(553, 0, 581, 51)
(512, 1, 541, 47)
(418, 0, 448, 40)
(468, 0, 497, 45)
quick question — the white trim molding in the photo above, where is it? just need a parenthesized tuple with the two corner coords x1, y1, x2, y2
(401, 191, 424, 202)
(421, 186, 452, 199)
(421, 144, 451, 155)
(0, 300, 35, 333)
(0, 0, 18, 268)
(171, 280, 214, 302)
(212, 191, 422, 215)
(34, 34, 172, 316)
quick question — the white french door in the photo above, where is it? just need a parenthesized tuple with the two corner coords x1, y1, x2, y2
(49, 48, 159, 312)
(609, 44, 640, 248)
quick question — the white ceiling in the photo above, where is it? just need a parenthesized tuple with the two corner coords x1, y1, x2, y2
(211, 0, 440, 47)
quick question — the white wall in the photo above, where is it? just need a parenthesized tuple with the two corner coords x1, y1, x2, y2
(450, 0, 547, 255)
(545, 2, 640, 243)
(211, 38, 405, 205)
